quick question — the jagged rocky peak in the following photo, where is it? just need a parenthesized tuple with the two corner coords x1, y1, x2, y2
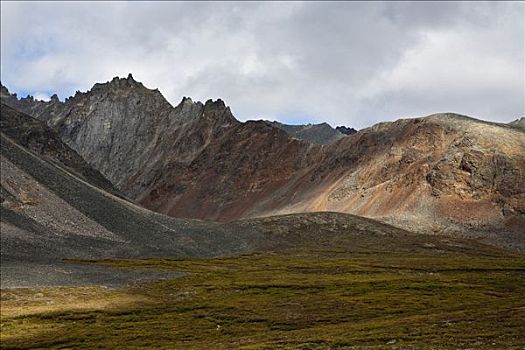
(175, 96, 203, 111)
(0, 83, 18, 103)
(201, 98, 238, 125)
(268, 120, 348, 144)
(91, 73, 147, 93)
(336, 125, 357, 135)
(0, 83, 10, 96)
(205, 98, 226, 108)
(509, 117, 525, 130)
(1, 83, 51, 118)
(181, 96, 193, 104)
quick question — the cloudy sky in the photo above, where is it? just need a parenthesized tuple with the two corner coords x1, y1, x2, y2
(1, 1, 523, 128)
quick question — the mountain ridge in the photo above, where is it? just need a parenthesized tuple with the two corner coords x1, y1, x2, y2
(2, 76, 523, 251)
(3, 105, 491, 288)
(267, 120, 349, 145)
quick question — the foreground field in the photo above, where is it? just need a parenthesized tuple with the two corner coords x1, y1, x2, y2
(2, 248, 524, 349)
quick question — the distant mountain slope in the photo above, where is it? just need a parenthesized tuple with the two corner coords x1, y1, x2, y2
(2, 77, 524, 251)
(286, 114, 525, 250)
(267, 121, 347, 144)
(4, 103, 483, 287)
(0, 105, 259, 286)
(335, 125, 357, 135)
(509, 117, 525, 130)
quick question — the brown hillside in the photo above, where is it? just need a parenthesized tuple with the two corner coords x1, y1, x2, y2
(2, 78, 523, 250)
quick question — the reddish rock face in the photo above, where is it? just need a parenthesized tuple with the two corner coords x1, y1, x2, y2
(2, 78, 524, 249)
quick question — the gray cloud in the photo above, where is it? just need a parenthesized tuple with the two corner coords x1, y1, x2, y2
(1, 1, 523, 128)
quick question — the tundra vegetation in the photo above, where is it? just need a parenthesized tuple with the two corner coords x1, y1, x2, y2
(2, 246, 524, 349)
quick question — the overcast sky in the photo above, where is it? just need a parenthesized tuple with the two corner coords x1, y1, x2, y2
(1, 1, 523, 128)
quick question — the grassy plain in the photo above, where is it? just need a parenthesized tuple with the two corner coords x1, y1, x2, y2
(2, 248, 524, 349)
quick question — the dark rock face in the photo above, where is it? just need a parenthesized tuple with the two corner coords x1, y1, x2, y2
(2, 78, 524, 250)
(336, 125, 357, 135)
(1, 78, 240, 198)
(268, 121, 348, 145)
(1, 85, 64, 125)
(0, 103, 118, 195)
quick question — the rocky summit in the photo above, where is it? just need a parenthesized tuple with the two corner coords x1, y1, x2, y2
(2, 76, 524, 251)
(267, 121, 348, 145)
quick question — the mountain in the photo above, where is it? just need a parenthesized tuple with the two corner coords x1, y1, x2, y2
(267, 121, 347, 144)
(2, 76, 242, 199)
(509, 117, 525, 131)
(2, 77, 524, 251)
(0, 103, 261, 286)
(0, 104, 118, 195)
(297, 114, 525, 250)
(5, 102, 478, 287)
(336, 125, 357, 135)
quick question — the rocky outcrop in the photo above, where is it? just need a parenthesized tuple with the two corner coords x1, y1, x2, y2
(336, 125, 357, 135)
(509, 117, 525, 131)
(268, 121, 347, 144)
(2, 77, 239, 198)
(0, 103, 118, 195)
(2, 78, 524, 250)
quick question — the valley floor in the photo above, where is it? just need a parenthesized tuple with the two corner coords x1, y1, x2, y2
(1, 248, 525, 349)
